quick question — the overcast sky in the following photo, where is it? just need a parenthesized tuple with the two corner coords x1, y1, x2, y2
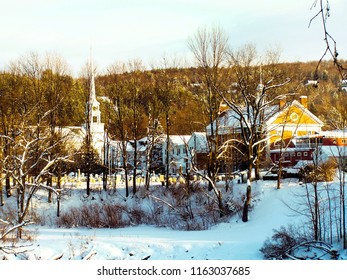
(1, 0, 347, 75)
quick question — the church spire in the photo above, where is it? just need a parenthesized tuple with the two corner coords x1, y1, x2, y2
(89, 47, 98, 105)
(83, 47, 105, 161)
(87, 48, 100, 126)
(256, 65, 264, 92)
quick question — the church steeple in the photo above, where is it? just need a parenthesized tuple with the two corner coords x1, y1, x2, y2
(89, 52, 98, 106)
(256, 65, 264, 92)
(83, 48, 105, 161)
(88, 51, 101, 125)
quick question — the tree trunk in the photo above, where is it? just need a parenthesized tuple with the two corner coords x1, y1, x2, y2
(124, 169, 129, 198)
(57, 172, 61, 217)
(277, 154, 282, 190)
(57, 194, 61, 217)
(86, 171, 90, 196)
(313, 181, 319, 241)
(217, 190, 224, 218)
(0, 182, 3, 207)
(5, 175, 11, 197)
(165, 112, 170, 188)
(133, 141, 137, 195)
(103, 171, 107, 192)
(255, 161, 260, 181)
(103, 137, 109, 192)
(242, 179, 252, 222)
(47, 176, 53, 203)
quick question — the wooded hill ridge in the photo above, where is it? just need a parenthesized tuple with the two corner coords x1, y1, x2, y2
(1, 59, 346, 138)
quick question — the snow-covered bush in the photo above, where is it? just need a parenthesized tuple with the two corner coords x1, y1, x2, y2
(54, 180, 239, 231)
(259, 225, 309, 260)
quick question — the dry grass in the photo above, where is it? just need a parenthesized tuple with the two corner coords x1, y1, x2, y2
(55, 182, 238, 231)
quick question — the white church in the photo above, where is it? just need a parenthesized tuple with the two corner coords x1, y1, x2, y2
(84, 63, 105, 158)
(60, 62, 108, 164)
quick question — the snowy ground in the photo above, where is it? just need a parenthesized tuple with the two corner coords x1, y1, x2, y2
(1, 176, 347, 261)
(2, 177, 347, 280)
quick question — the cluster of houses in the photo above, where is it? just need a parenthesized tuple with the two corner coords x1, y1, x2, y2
(66, 70, 347, 179)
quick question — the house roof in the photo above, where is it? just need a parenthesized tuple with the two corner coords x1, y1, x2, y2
(266, 100, 324, 127)
(188, 132, 209, 152)
(206, 103, 281, 135)
(169, 135, 191, 146)
(319, 146, 347, 160)
(207, 99, 324, 135)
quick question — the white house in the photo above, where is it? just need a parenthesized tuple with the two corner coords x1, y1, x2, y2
(187, 132, 209, 170)
(162, 135, 191, 175)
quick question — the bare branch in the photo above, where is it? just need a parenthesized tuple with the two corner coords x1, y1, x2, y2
(309, 0, 347, 79)
(0, 220, 34, 240)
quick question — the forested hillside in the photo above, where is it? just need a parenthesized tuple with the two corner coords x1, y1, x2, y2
(1, 57, 346, 139)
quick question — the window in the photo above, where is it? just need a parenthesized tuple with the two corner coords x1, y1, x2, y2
(290, 112, 298, 121)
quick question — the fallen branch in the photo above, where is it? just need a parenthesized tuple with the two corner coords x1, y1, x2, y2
(51, 252, 64, 260)
(83, 250, 97, 260)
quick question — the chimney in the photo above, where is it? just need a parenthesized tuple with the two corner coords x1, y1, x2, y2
(279, 96, 286, 109)
(219, 101, 228, 114)
(300, 95, 308, 108)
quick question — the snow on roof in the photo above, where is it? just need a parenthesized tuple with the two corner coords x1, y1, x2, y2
(188, 132, 209, 152)
(207, 99, 324, 136)
(169, 135, 191, 145)
(319, 145, 347, 158)
(293, 160, 314, 169)
(206, 104, 281, 135)
(270, 147, 314, 153)
(320, 130, 347, 138)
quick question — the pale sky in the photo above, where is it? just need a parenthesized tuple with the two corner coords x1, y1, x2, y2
(1, 0, 347, 75)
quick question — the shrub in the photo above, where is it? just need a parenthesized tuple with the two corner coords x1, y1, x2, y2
(57, 202, 147, 228)
(260, 225, 309, 260)
(299, 158, 337, 182)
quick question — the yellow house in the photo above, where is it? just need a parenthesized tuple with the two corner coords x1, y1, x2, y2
(266, 96, 324, 149)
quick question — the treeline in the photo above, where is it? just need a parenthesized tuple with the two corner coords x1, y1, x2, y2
(0, 54, 346, 140)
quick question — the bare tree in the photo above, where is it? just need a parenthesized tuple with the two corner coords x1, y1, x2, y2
(188, 25, 229, 213)
(310, 0, 347, 248)
(220, 44, 290, 222)
(104, 74, 131, 197)
(1, 110, 71, 238)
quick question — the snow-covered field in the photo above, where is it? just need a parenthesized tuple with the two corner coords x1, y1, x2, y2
(31, 182, 286, 260)
(2, 177, 346, 261)
(33, 181, 295, 260)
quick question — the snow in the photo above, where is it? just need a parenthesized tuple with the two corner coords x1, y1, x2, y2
(2, 177, 347, 280)
(1, 178, 311, 260)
